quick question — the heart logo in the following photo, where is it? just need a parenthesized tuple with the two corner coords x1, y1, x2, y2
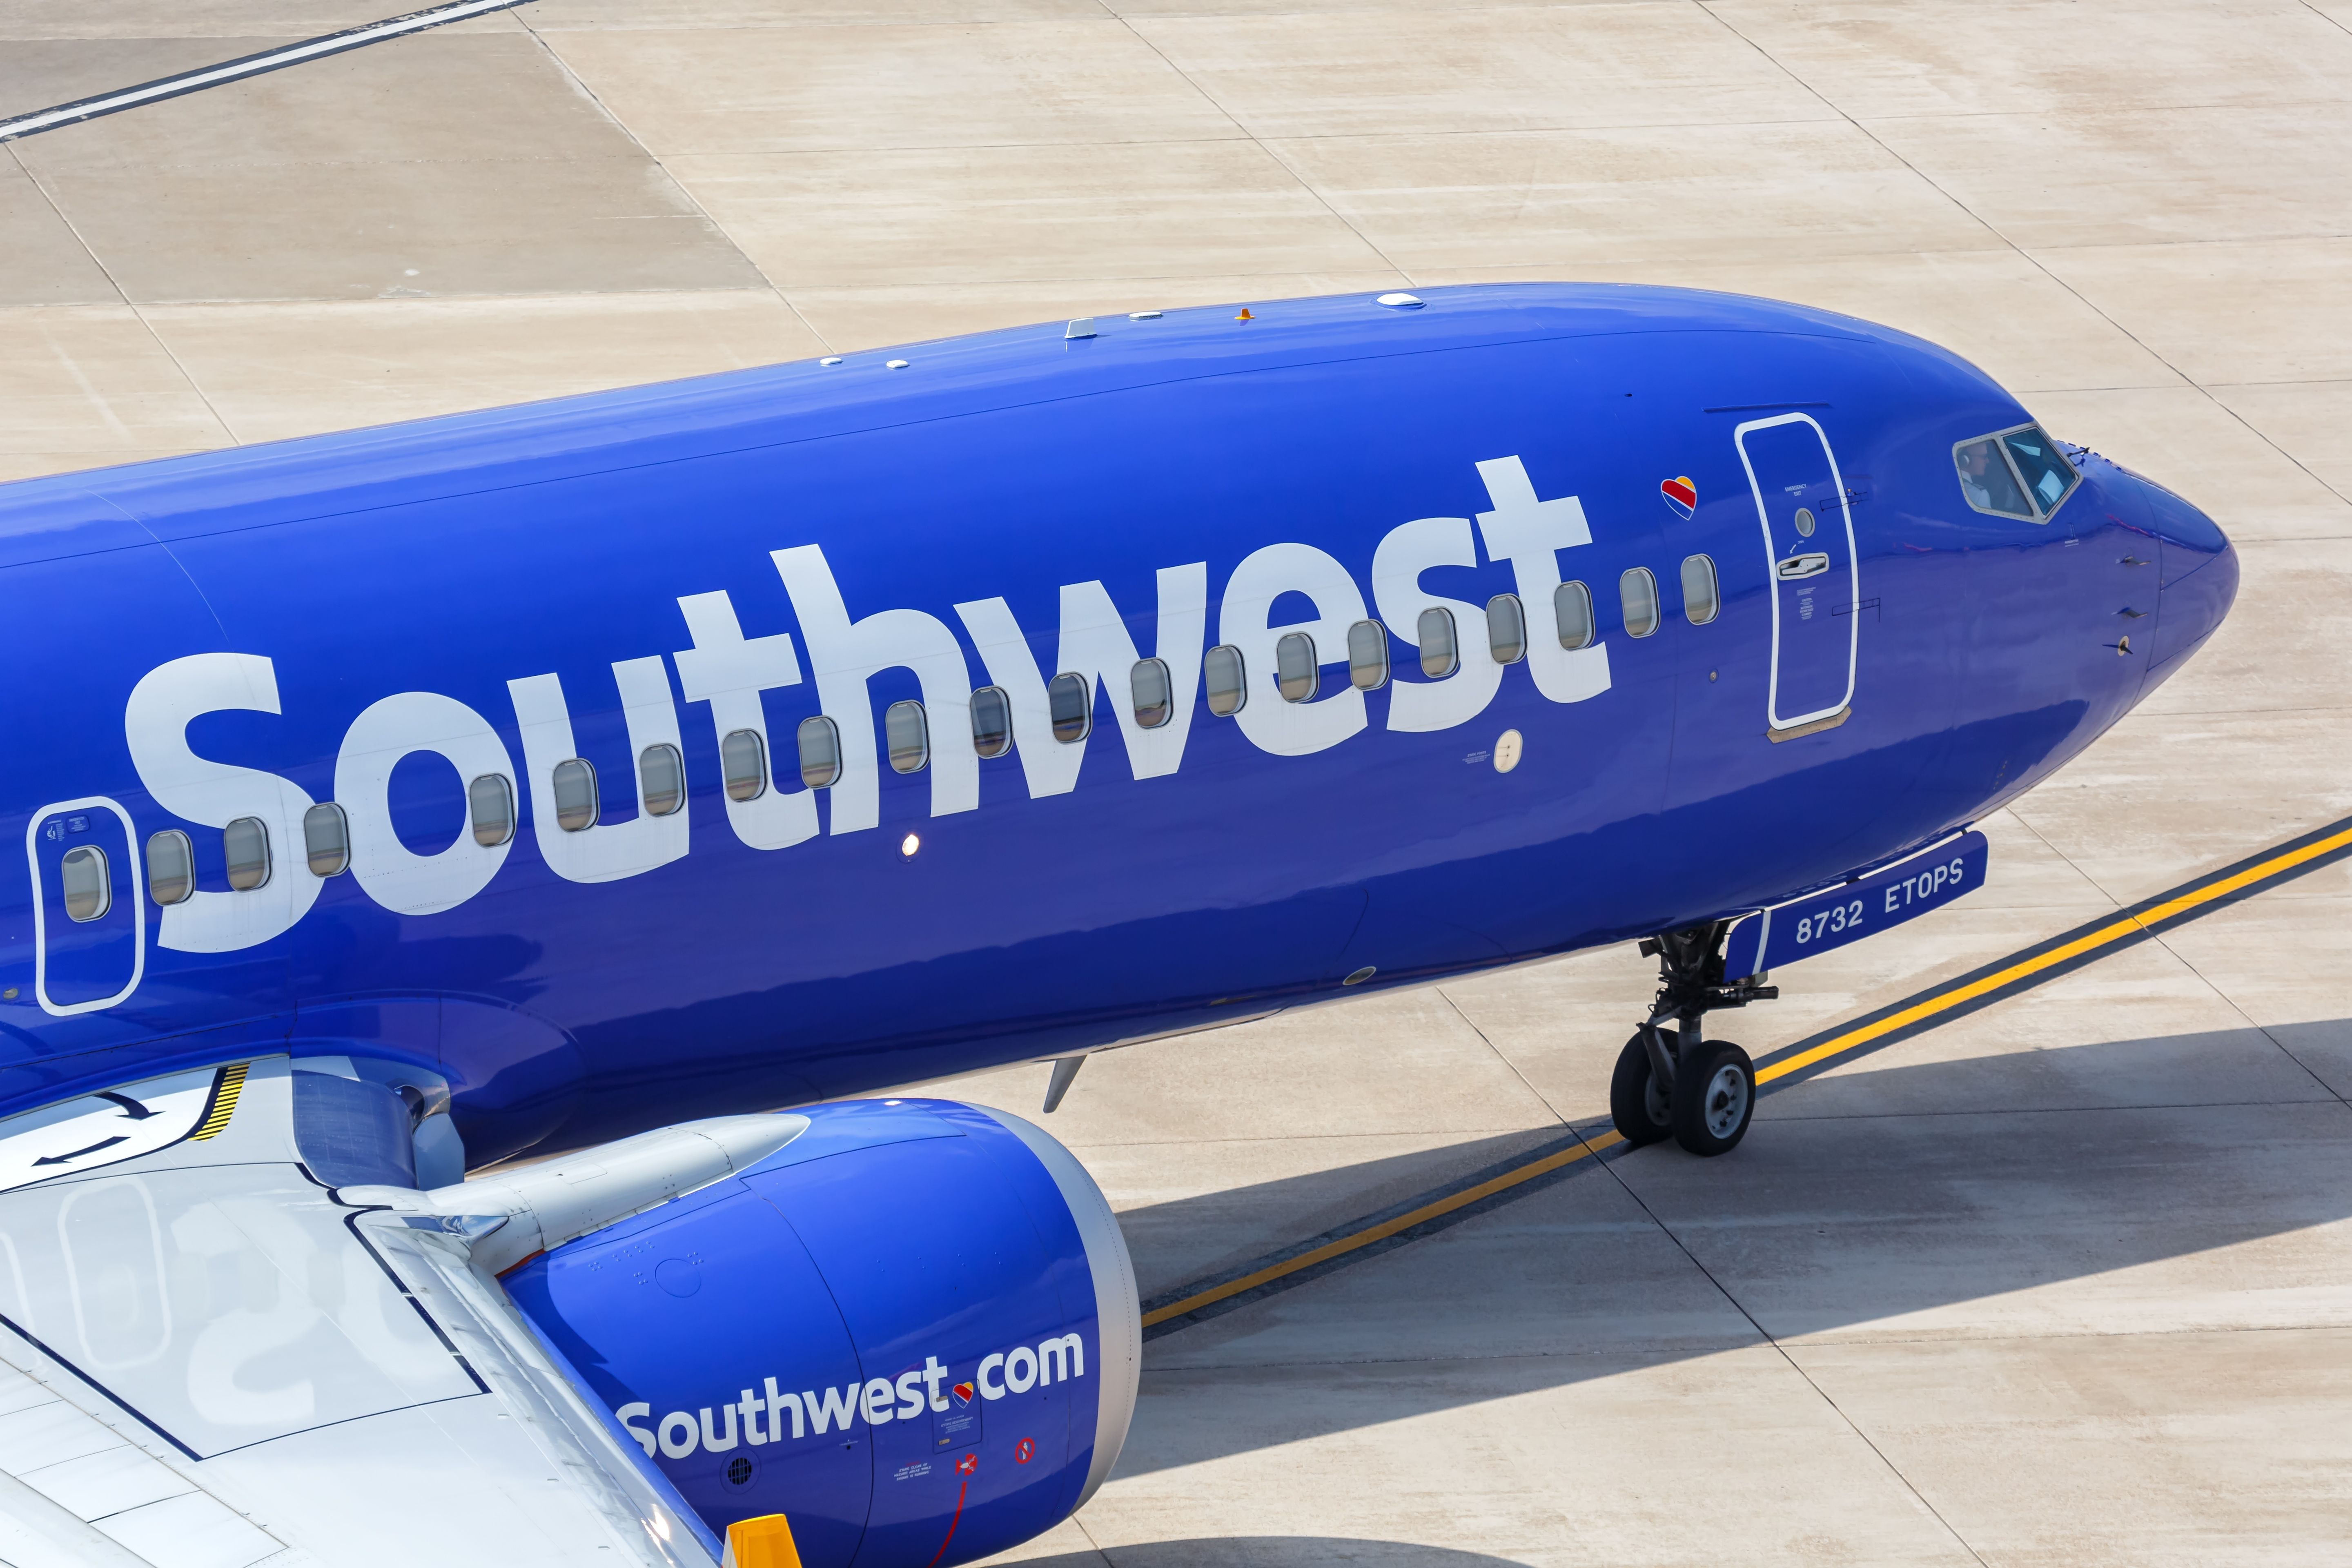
(1660, 476, 1697, 519)
(952, 1382, 975, 1404)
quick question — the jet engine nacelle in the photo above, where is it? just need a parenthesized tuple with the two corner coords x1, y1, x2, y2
(500, 1100, 1139, 1568)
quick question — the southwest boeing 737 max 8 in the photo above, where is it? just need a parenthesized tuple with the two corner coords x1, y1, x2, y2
(0, 285, 2234, 1568)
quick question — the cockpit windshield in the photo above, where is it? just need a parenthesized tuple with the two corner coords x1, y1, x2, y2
(2002, 426, 2077, 514)
(1953, 422, 2078, 521)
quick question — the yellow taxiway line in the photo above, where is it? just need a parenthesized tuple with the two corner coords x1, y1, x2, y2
(1141, 815, 2352, 1334)
(1758, 818, 2352, 1086)
(1142, 1129, 1625, 1327)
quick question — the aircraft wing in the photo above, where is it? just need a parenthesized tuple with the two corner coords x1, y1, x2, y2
(0, 1058, 719, 1568)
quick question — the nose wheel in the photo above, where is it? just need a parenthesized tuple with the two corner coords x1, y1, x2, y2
(1606, 922, 1773, 1157)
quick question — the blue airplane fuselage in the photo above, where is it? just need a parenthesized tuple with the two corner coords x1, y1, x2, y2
(0, 285, 2235, 1164)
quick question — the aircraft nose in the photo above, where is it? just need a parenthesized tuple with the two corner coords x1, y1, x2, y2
(2137, 476, 2237, 688)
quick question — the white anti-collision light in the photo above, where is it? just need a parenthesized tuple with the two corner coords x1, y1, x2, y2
(901, 833, 920, 858)
(820, 356, 842, 365)
(1128, 310, 1161, 320)
(1376, 292, 1423, 309)
(886, 359, 910, 369)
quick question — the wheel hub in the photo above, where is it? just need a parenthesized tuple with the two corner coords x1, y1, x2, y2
(1702, 1062, 1749, 1138)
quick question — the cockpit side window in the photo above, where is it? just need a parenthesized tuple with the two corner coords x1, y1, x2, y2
(1953, 435, 2034, 519)
(2002, 425, 2078, 517)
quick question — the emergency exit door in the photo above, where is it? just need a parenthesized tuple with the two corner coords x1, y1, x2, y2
(1736, 413, 1860, 732)
(27, 798, 143, 1015)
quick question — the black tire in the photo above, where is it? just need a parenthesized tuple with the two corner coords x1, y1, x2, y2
(1671, 1040, 1755, 1157)
(1609, 1029, 1675, 1147)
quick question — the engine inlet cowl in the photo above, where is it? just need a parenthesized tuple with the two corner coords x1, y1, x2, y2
(503, 1099, 1139, 1568)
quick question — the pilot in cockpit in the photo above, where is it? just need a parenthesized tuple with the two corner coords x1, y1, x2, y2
(1953, 434, 2038, 519)
(1956, 439, 2005, 512)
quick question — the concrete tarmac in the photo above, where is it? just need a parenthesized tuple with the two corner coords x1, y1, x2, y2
(4, 0, 2350, 1561)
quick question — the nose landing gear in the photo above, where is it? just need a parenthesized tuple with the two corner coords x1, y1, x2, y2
(1608, 921, 1777, 1156)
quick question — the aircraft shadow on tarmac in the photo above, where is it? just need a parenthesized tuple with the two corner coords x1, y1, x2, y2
(1017, 1539, 1534, 1568)
(1108, 1022, 2352, 1478)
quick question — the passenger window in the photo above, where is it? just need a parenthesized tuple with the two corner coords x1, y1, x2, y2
(303, 802, 350, 877)
(469, 774, 514, 847)
(1131, 658, 1173, 729)
(1953, 436, 2034, 519)
(146, 829, 194, 906)
(2003, 425, 2078, 516)
(1416, 607, 1458, 679)
(1486, 593, 1526, 664)
(551, 759, 598, 833)
(1275, 632, 1319, 702)
(886, 699, 930, 773)
(1620, 567, 1660, 638)
(1047, 672, 1091, 743)
(61, 846, 109, 922)
(1347, 619, 1389, 691)
(710, 728, 766, 804)
(798, 716, 842, 789)
(224, 816, 271, 891)
(639, 744, 684, 816)
(1555, 581, 1594, 650)
(721, 729, 767, 801)
(1680, 555, 1719, 626)
(1205, 644, 1247, 716)
(970, 686, 1013, 757)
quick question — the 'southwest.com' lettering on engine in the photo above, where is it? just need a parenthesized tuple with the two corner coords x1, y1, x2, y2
(616, 1335, 1089, 1460)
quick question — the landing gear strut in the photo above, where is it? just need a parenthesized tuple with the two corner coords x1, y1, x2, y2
(1608, 921, 1777, 1156)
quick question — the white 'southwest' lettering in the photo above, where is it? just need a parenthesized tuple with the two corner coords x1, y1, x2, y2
(773, 543, 977, 834)
(805, 1382, 858, 1434)
(1371, 516, 1502, 733)
(1472, 455, 1611, 706)
(335, 690, 515, 915)
(765, 1376, 801, 1439)
(107, 457, 1621, 976)
(508, 657, 689, 884)
(1220, 542, 1368, 757)
(956, 564, 1209, 799)
(616, 1335, 1089, 1461)
(125, 653, 320, 953)
(672, 589, 817, 853)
